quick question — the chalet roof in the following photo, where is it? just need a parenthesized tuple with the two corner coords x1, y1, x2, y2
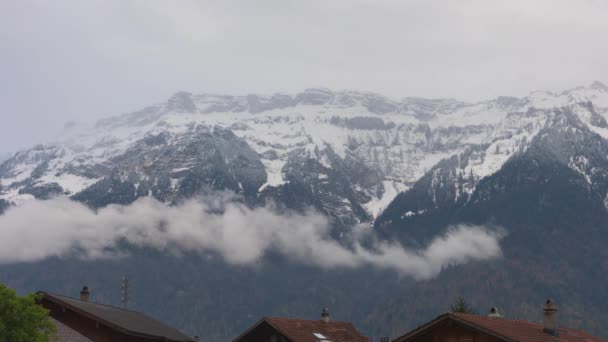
(393, 312, 606, 342)
(50, 317, 92, 342)
(235, 316, 371, 342)
(40, 292, 194, 342)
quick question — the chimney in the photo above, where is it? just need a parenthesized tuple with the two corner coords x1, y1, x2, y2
(543, 299, 558, 336)
(321, 308, 330, 323)
(488, 307, 502, 318)
(80, 286, 90, 302)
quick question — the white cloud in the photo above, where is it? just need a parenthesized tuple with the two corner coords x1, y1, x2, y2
(0, 195, 504, 280)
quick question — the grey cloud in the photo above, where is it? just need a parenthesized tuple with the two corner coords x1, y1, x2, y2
(0, 195, 504, 280)
(2, 0, 607, 153)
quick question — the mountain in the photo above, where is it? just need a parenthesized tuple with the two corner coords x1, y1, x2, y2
(3, 82, 608, 340)
(375, 103, 608, 235)
(371, 105, 608, 337)
(3, 83, 608, 221)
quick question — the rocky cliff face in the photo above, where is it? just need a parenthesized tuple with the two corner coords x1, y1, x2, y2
(3, 83, 608, 224)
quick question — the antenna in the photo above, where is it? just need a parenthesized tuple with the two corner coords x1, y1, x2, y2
(121, 276, 129, 308)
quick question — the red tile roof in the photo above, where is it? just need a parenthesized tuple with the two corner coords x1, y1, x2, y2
(236, 317, 371, 342)
(394, 313, 606, 342)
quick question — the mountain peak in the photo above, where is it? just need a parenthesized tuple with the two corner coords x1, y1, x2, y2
(590, 80, 608, 91)
(167, 91, 196, 113)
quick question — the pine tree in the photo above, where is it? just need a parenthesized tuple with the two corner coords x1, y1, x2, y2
(450, 297, 474, 314)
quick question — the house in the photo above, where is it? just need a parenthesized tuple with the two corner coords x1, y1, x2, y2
(50, 317, 92, 342)
(39, 286, 197, 342)
(393, 300, 606, 342)
(233, 308, 371, 342)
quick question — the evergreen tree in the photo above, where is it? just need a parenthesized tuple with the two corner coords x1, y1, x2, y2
(450, 297, 474, 314)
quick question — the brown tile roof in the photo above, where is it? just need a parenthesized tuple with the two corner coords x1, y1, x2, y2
(236, 317, 371, 342)
(50, 317, 92, 342)
(394, 312, 606, 342)
(40, 292, 194, 342)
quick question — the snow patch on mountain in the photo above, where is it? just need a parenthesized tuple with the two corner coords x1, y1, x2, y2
(2, 82, 608, 220)
(363, 180, 408, 218)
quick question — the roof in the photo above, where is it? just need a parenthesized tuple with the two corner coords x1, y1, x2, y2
(394, 312, 606, 342)
(234, 316, 371, 342)
(50, 317, 92, 342)
(40, 292, 194, 342)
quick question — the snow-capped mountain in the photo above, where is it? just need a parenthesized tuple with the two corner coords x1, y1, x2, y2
(5, 82, 608, 340)
(376, 103, 608, 230)
(2, 82, 608, 223)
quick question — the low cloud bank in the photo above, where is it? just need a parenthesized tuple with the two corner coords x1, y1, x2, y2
(0, 196, 504, 280)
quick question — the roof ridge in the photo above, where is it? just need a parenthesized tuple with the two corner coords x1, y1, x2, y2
(449, 312, 606, 342)
(45, 292, 146, 314)
(396, 312, 606, 342)
(264, 316, 354, 324)
(259, 316, 371, 342)
(451, 312, 542, 325)
(48, 293, 191, 335)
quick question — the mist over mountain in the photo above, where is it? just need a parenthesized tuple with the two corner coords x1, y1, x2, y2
(0, 152, 11, 163)
(2, 82, 608, 340)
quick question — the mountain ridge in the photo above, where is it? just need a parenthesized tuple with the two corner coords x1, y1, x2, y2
(2, 82, 608, 223)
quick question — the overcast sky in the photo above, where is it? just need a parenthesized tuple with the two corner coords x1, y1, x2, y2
(1, 0, 608, 154)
